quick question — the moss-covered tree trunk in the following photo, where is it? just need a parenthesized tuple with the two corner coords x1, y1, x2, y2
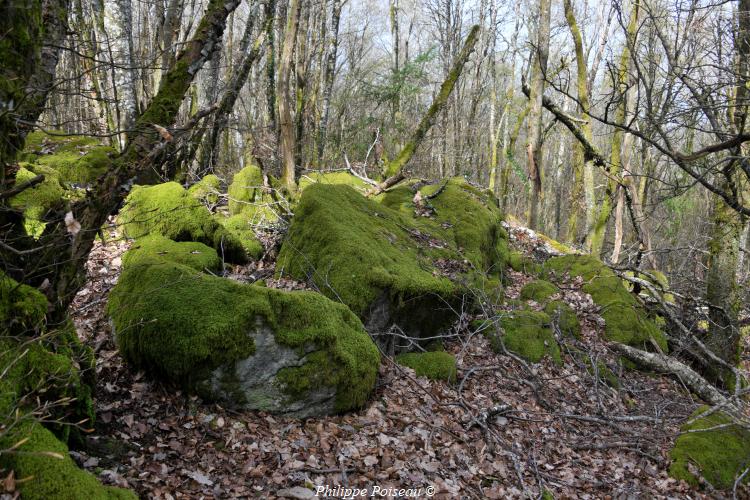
(277, 0, 301, 193)
(371, 25, 479, 194)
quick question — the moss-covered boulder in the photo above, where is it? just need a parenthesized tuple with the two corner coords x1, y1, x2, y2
(669, 406, 750, 489)
(520, 279, 559, 303)
(19, 131, 115, 185)
(123, 234, 223, 273)
(228, 165, 263, 215)
(277, 181, 508, 347)
(509, 251, 542, 275)
(544, 300, 581, 338)
(108, 243, 380, 417)
(543, 255, 667, 351)
(217, 214, 264, 260)
(395, 351, 457, 381)
(484, 310, 562, 364)
(188, 174, 221, 207)
(1, 271, 48, 332)
(299, 171, 370, 193)
(0, 421, 136, 500)
(8, 165, 67, 238)
(119, 182, 246, 263)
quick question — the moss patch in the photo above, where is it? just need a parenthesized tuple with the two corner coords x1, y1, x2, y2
(123, 234, 222, 273)
(544, 300, 580, 338)
(669, 406, 750, 489)
(520, 279, 559, 303)
(396, 351, 457, 381)
(119, 182, 246, 263)
(9, 165, 67, 238)
(299, 171, 370, 193)
(1, 271, 47, 333)
(188, 174, 221, 207)
(228, 165, 263, 215)
(217, 214, 264, 260)
(109, 248, 379, 413)
(543, 255, 667, 351)
(0, 421, 136, 499)
(509, 251, 542, 275)
(484, 310, 562, 364)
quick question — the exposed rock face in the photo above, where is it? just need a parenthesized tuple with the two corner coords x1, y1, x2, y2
(276, 179, 509, 351)
(108, 239, 380, 417)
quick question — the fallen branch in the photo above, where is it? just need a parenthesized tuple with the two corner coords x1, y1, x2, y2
(610, 342, 734, 410)
(0, 174, 44, 200)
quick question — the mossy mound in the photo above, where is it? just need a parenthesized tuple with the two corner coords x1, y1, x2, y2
(1, 271, 48, 333)
(123, 234, 223, 273)
(544, 300, 581, 338)
(669, 406, 750, 489)
(520, 279, 559, 303)
(509, 251, 542, 275)
(277, 180, 510, 346)
(19, 131, 114, 185)
(109, 245, 380, 416)
(543, 255, 667, 351)
(119, 182, 246, 263)
(0, 421, 136, 500)
(228, 165, 263, 215)
(9, 165, 67, 238)
(396, 351, 457, 381)
(299, 171, 370, 193)
(484, 310, 562, 364)
(188, 174, 222, 207)
(276, 183, 460, 341)
(216, 214, 264, 260)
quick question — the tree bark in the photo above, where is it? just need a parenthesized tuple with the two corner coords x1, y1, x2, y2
(277, 0, 302, 192)
(525, 0, 551, 230)
(316, 0, 341, 165)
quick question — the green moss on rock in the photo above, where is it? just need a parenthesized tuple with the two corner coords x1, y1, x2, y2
(395, 351, 457, 381)
(9, 165, 67, 238)
(520, 279, 559, 303)
(228, 165, 263, 215)
(669, 406, 750, 489)
(299, 171, 369, 193)
(20, 131, 114, 185)
(484, 310, 562, 364)
(188, 174, 221, 207)
(543, 255, 667, 351)
(217, 214, 264, 260)
(109, 248, 379, 414)
(509, 251, 542, 275)
(544, 300, 581, 338)
(1, 271, 47, 332)
(119, 182, 246, 263)
(123, 234, 222, 273)
(0, 421, 136, 500)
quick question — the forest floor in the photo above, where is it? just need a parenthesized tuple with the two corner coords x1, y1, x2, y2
(68, 219, 748, 499)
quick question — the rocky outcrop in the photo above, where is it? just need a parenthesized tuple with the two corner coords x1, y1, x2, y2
(108, 240, 380, 417)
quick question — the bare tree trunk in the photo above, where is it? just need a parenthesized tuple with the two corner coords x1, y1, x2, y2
(525, 0, 551, 230)
(316, 0, 341, 165)
(277, 0, 302, 192)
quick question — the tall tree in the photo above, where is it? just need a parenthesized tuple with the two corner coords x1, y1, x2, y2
(277, 0, 302, 192)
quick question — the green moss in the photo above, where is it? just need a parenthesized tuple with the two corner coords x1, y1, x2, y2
(484, 310, 562, 364)
(0, 421, 136, 499)
(543, 255, 668, 351)
(9, 165, 67, 238)
(520, 279, 559, 302)
(509, 251, 542, 275)
(395, 351, 457, 381)
(109, 250, 379, 412)
(217, 214, 264, 260)
(123, 234, 222, 273)
(0, 271, 47, 333)
(299, 171, 369, 193)
(19, 131, 114, 184)
(118, 182, 246, 263)
(188, 174, 221, 207)
(669, 406, 750, 489)
(544, 300, 581, 338)
(228, 165, 263, 215)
